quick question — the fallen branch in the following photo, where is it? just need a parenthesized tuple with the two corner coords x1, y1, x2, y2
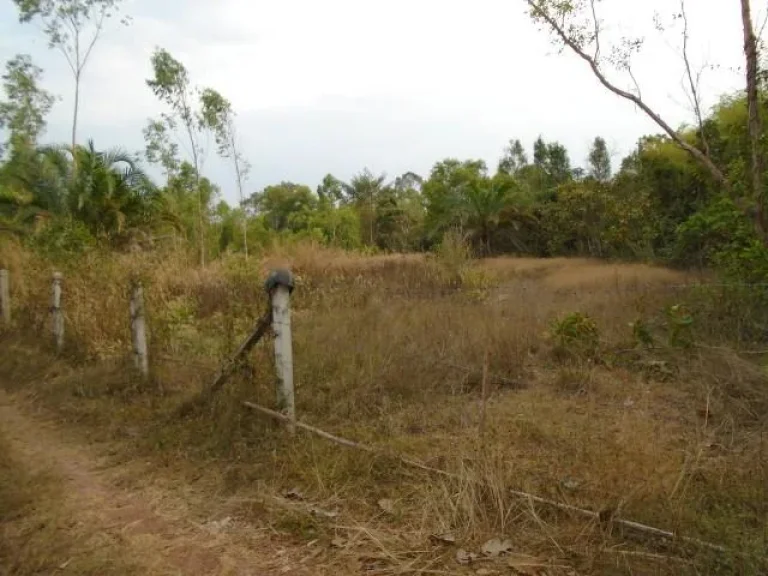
(176, 312, 272, 417)
(243, 401, 455, 478)
(243, 399, 732, 555)
(243, 401, 374, 452)
(508, 490, 728, 554)
(207, 311, 272, 397)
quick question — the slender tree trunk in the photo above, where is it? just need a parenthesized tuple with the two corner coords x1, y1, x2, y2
(195, 171, 205, 267)
(369, 195, 375, 246)
(242, 216, 248, 260)
(741, 0, 767, 239)
(189, 137, 205, 267)
(72, 73, 80, 162)
(232, 144, 248, 259)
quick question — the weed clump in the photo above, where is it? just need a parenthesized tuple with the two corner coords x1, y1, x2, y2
(549, 312, 599, 360)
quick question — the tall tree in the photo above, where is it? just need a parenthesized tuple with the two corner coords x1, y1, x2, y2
(317, 174, 344, 205)
(546, 142, 572, 185)
(423, 159, 486, 236)
(533, 136, 548, 167)
(588, 136, 611, 182)
(523, 0, 768, 241)
(249, 182, 316, 232)
(142, 119, 179, 179)
(740, 0, 765, 237)
(498, 138, 528, 175)
(393, 171, 423, 193)
(199, 88, 252, 258)
(0, 55, 56, 154)
(13, 0, 128, 162)
(147, 48, 208, 265)
(343, 169, 388, 246)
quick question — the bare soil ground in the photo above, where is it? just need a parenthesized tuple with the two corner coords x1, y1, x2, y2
(0, 391, 329, 576)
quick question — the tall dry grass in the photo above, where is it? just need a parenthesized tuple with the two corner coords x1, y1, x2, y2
(1, 239, 767, 574)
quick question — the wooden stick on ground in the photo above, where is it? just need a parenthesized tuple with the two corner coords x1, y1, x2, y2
(242, 401, 454, 478)
(242, 399, 731, 555)
(243, 401, 373, 452)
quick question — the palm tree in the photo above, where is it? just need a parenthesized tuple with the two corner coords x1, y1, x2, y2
(0, 143, 69, 227)
(68, 140, 153, 238)
(342, 169, 388, 246)
(463, 176, 519, 254)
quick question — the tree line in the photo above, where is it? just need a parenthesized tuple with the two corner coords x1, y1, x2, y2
(1, 0, 768, 282)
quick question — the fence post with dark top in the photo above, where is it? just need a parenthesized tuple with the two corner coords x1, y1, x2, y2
(265, 269, 295, 432)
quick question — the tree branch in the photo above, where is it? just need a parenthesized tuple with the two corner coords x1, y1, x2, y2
(525, 0, 730, 191)
(80, 8, 107, 73)
(679, 0, 711, 157)
(55, 43, 77, 76)
(589, 0, 600, 62)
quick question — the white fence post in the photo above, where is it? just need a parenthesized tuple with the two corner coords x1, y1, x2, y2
(51, 272, 64, 351)
(266, 269, 295, 432)
(130, 280, 149, 378)
(0, 269, 9, 325)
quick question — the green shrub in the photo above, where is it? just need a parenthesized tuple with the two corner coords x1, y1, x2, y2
(549, 312, 599, 358)
(26, 218, 96, 259)
(664, 304, 695, 348)
(629, 317, 655, 348)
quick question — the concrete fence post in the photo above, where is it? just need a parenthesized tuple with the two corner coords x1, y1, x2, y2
(265, 269, 295, 432)
(51, 272, 64, 351)
(130, 280, 149, 378)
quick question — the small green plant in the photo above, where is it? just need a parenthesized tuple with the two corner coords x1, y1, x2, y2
(549, 312, 599, 358)
(629, 317, 654, 348)
(664, 304, 694, 348)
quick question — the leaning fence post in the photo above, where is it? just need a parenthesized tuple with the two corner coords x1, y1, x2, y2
(0, 269, 9, 325)
(130, 280, 149, 378)
(51, 272, 64, 351)
(265, 269, 295, 432)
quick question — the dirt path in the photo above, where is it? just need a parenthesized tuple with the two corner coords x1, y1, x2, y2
(0, 392, 323, 576)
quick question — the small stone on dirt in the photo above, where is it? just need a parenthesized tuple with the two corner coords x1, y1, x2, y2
(310, 507, 339, 519)
(456, 548, 480, 565)
(377, 498, 395, 514)
(560, 477, 581, 491)
(284, 488, 305, 501)
(481, 538, 513, 557)
(430, 531, 457, 545)
(205, 516, 232, 534)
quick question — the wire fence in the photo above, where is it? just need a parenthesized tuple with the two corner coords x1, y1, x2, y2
(3, 263, 768, 395)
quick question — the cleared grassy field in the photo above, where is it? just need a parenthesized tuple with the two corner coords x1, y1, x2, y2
(0, 241, 766, 574)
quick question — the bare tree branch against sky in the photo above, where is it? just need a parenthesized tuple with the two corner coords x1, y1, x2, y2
(0, 0, 755, 202)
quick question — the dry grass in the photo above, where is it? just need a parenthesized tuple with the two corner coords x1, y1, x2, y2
(1, 240, 767, 574)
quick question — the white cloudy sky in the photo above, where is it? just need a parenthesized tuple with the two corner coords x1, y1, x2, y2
(0, 0, 761, 203)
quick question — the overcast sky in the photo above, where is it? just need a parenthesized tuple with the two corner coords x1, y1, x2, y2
(0, 0, 760, 204)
